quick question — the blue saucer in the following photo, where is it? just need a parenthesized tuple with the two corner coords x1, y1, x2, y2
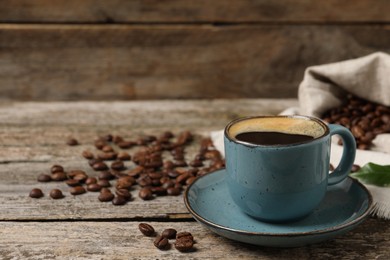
(184, 169, 373, 247)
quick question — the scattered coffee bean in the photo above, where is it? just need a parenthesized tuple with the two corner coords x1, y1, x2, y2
(186, 177, 197, 185)
(112, 195, 127, 206)
(87, 183, 102, 192)
(82, 150, 94, 159)
(162, 228, 177, 239)
(73, 173, 88, 183)
(85, 177, 97, 185)
(154, 235, 169, 250)
(167, 187, 181, 196)
(70, 186, 86, 195)
(66, 179, 80, 187)
(98, 171, 115, 180)
(97, 179, 111, 188)
(51, 165, 64, 173)
(37, 174, 51, 182)
(101, 134, 113, 142)
(98, 152, 117, 161)
(115, 189, 132, 201)
(139, 187, 154, 200)
(117, 151, 131, 161)
(29, 188, 44, 198)
(51, 172, 68, 181)
(50, 189, 64, 199)
(94, 139, 107, 150)
(92, 161, 109, 171)
(98, 191, 114, 202)
(139, 223, 155, 236)
(66, 138, 79, 146)
(111, 160, 125, 171)
(175, 232, 194, 252)
(102, 145, 114, 153)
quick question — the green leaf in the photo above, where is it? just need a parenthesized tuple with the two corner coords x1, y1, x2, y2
(350, 163, 390, 187)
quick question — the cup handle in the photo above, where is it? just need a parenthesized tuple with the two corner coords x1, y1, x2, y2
(328, 124, 356, 185)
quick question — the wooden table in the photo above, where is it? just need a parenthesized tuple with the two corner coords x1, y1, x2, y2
(1, 99, 389, 259)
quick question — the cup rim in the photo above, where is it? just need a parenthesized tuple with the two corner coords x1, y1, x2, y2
(224, 115, 330, 148)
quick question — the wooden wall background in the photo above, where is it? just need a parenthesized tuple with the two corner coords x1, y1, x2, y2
(0, 0, 389, 100)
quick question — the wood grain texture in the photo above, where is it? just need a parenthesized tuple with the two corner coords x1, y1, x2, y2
(0, 219, 389, 259)
(0, 24, 389, 100)
(0, 0, 389, 23)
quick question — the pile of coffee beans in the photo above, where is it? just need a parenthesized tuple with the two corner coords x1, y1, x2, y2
(138, 223, 194, 252)
(30, 131, 224, 204)
(322, 94, 390, 150)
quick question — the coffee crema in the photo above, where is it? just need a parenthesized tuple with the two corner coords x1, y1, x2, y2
(235, 131, 314, 145)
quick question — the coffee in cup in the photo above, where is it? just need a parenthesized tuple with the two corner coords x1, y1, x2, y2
(224, 115, 356, 222)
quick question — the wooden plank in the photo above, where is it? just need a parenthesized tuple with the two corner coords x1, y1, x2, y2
(0, 0, 389, 23)
(0, 219, 389, 259)
(0, 25, 389, 100)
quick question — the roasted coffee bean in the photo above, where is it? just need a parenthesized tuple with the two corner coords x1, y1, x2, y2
(160, 176, 170, 184)
(162, 131, 174, 139)
(112, 195, 127, 206)
(98, 171, 115, 180)
(138, 223, 155, 236)
(102, 145, 114, 153)
(111, 160, 125, 171)
(194, 153, 205, 161)
(117, 151, 131, 161)
(97, 179, 111, 188)
(50, 189, 64, 199)
(167, 170, 179, 178)
(51, 165, 64, 173)
(37, 173, 51, 182)
(162, 228, 177, 239)
(101, 134, 113, 142)
(137, 176, 152, 187)
(186, 177, 197, 185)
(66, 179, 80, 187)
(73, 173, 88, 183)
(117, 141, 135, 149)
(115, 189, 132, 200)
(113, 135, 124, 144)
(204, 150, 222, 160)
(29, 188, 44, 198)
(66, 138, 79, 146)
(167, 187, 181, 196)
(175, 232, 194, 252)
(88, 158, 102, 167)
(97, 152, 117, 161)
(100, 187, 111, 193)
(98, 191, 114, 202)
(68, 170, 87, 179)
(92, 161, 109, 171)
(70, 186, 86, 195)
(154, 235, 169, 250)
(351, 164, 361, 173)
(148, 172, 163, 180)
(139, 187, 153, 200)
(51, 172, 68, 181)
(87, 183, 102, 192)
(173, 160, 187, 167)
(116, 176, 135, 190)
(163, 160, 174, 169)
(151, 186, 167, 196)
(128, 166, 144, 177)
(151, 179, 161, 186)
(85, 177, 97, 185)
(189, 160, 203, 167)
(94, 140, 107, 150)
(162, 181, 175, 189)
(82, 150, 94, 160)
(176, 173, 191, 184)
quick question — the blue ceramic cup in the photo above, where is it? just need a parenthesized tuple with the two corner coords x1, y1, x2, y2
(224, 115, 356, 222)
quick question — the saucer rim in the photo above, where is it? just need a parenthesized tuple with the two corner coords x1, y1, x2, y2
(184, 168, 373, 238)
